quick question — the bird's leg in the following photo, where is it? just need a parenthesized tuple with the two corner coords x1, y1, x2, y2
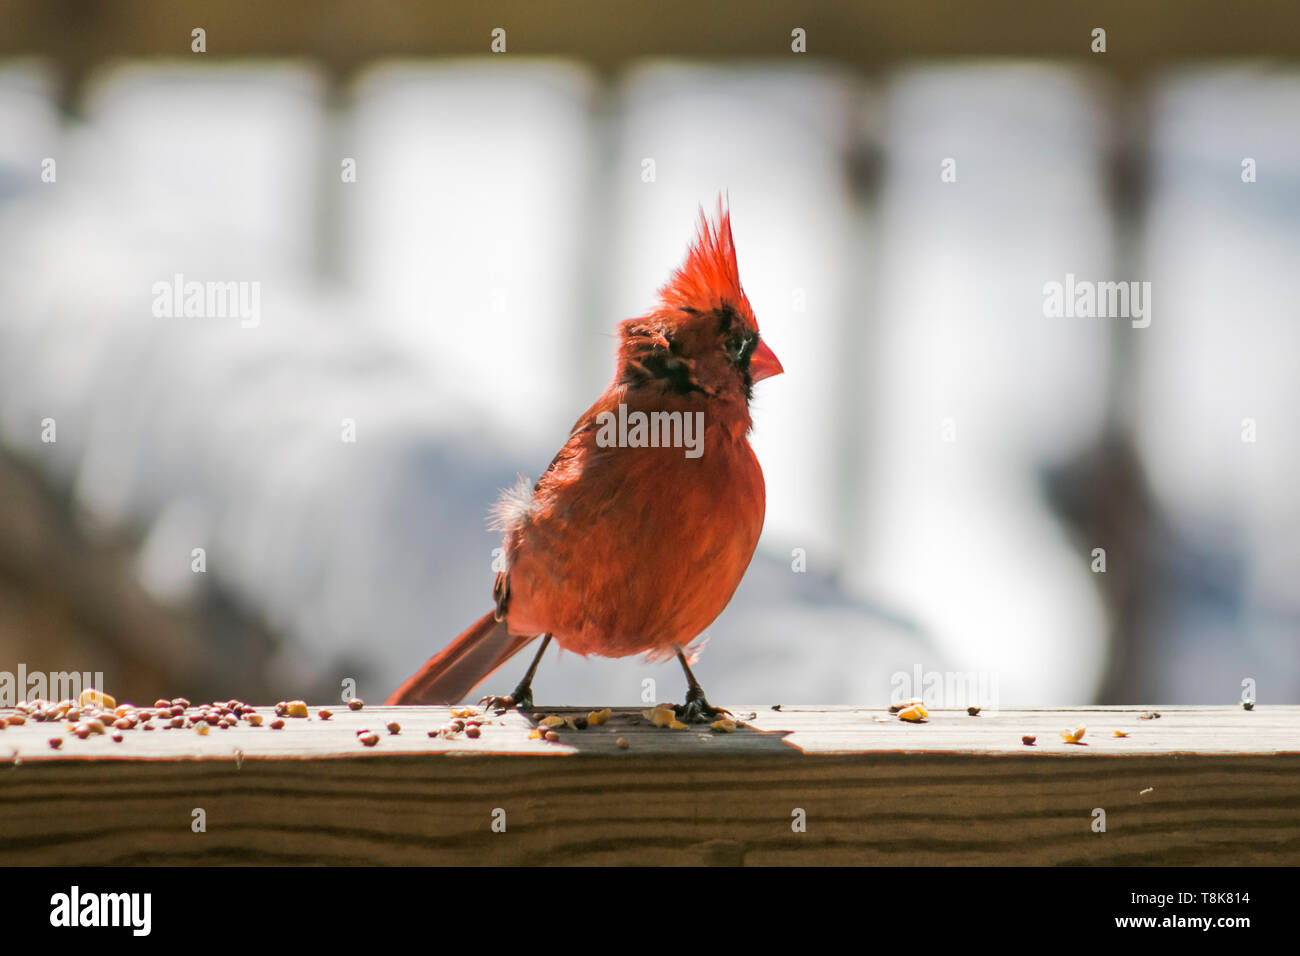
(673, 649, 731, 723)
(480, 634, 552, 713)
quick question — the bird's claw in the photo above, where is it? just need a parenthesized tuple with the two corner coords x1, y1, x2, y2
(478, 686, 534, 714)
(674, 689, 730, 724)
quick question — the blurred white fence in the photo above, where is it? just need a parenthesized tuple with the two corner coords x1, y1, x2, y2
(1, 57, 1296, 704)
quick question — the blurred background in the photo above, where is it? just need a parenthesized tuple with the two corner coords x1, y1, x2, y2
(1, 1, 1297, 709)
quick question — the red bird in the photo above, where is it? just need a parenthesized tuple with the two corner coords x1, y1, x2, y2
(387, 201, 783, 720)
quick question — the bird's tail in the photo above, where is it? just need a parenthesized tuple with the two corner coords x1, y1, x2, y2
(386, 612, 536, 705)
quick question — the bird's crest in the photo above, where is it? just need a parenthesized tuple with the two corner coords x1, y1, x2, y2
(657, 198, 756, 329)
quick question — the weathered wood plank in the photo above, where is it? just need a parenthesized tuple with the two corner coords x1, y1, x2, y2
(2, 704, 1294, 760)
(1, 706, 1296, 865)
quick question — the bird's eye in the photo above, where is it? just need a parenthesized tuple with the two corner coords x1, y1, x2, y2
(725, 332, 756, 366)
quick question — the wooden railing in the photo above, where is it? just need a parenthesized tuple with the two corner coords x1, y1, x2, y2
(2, 704, 1296, 865)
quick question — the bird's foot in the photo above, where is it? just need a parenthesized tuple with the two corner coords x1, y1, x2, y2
(478, 684, 534, 714)
(674, 686, 731, 724)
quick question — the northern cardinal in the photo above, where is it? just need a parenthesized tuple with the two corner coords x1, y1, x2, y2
(387, 200, 783, 719)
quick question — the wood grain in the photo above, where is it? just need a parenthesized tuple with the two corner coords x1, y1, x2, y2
(1, 706, 1296, 865)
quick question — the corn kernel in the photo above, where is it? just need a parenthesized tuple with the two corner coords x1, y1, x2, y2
(643, 707, 676, 728)
(79, 688, 116, 710)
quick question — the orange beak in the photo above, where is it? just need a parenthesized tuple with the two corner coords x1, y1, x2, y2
(750, 339, 784, 383)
